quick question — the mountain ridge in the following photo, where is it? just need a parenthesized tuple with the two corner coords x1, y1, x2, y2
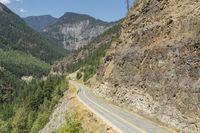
(57, 12, 110, 25)
(43, 12, 117, 50)
(24, 15, 57, 32)
(0, 2, 67, 63)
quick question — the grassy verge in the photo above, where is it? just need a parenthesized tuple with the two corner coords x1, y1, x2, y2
(57, 82, 116, 133)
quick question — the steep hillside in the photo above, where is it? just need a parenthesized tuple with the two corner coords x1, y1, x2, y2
(94, 0, 200, 133)
(24, 15, 57, 32)
(0, 3, 66, 63)
(51, 23, 121, 79)
(43, 12, 116, 50)
(0, 48, 51, 106)
(0, 49, 50, 77)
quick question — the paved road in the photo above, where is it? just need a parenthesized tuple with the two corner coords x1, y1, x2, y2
(70, 81, 172, 133)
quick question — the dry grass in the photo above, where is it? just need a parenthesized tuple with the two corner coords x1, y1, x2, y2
(66, 82, 116, 133)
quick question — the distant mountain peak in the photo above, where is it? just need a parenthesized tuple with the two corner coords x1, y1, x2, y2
(57, 12, 106, 25)
(43, 12, 116, 50)
(25, 14, 57, 19)
(24, 15, 57, 32)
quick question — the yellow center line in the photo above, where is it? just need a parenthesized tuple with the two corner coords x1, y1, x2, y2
(80, 84, 147, 133)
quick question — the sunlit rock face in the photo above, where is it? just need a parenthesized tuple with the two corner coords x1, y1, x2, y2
(44, 12, 114, 50)
(95, 0, 200, 133)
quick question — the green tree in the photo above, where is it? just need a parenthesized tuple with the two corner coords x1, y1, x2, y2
(27, 111, 36, 130)
(11, 107, 28, 133)
(60, 113, 84, 133)
(30, 112, 49, 133)
(0, 119, 11, 133)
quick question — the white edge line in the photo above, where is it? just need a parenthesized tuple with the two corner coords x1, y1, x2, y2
(71, 81, 124, 133)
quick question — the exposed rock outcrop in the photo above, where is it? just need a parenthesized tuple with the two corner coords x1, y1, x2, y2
(95, 0, 200, 132)
(44, 12, 115, 50)
(51, 24, 121, 73)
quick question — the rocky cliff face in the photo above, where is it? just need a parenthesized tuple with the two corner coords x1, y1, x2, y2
(51, 24, 121, 74)
(43, 12, 115, 50)
(44, 13, 113, 50)
(94, 0, 200, 132)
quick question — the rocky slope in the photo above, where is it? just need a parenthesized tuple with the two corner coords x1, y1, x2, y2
(43, 12, 115, 50)
(94, 0, 200, 133)
(24, 15, 57, 32)
(51, 23, 121, 74)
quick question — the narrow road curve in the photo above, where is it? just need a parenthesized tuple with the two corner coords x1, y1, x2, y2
(70, 80, 172, 133)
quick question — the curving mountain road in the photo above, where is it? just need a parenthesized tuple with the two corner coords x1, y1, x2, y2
(70, 80, 173, 133)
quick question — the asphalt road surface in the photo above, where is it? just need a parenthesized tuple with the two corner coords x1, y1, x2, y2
(70, 81, 172, 133)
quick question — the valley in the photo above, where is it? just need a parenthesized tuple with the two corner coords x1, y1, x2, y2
(0, 0, 200, 133)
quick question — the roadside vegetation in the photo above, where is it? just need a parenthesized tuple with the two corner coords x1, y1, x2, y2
(55, 82, 116, 133)
(59, 113, 84, 133)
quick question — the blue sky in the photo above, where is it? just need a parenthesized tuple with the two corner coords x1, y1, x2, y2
(0, 0, 134, 22)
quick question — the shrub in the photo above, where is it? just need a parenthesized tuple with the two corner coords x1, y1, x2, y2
(76, 72, 83, 80)
(59, 113, 84, 133)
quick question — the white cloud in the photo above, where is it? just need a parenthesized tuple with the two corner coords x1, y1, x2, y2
(19, 8, 27, 13)
(0, 0, 23, 5)
(15, 0, 23, 3)
(0, 0, 11, 4)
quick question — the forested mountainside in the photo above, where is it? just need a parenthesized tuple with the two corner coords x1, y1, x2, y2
(0, 3, 68, 133)
(0, 2, 121, 132)
(0, 49, 50, 77)
(0, 3, 67, 63)
(92, 0, 200, 133)
(43, 12, 116, 50)
(24, 15, 57, 32)
(0, 74, 67, 133)
(52, 23, 121, 81)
